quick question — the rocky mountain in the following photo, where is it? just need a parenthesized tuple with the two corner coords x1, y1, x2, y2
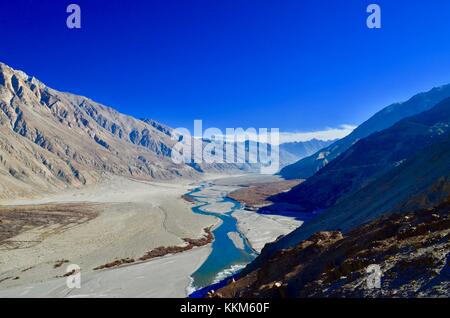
(267, 135, 450, 251)
(211, 200, 450, 298)
(0, 62, 211, 199)
(232, 139, 334, 170)
(279, 84, 450, 180)
(270, 97, 450, 213)
(0, 62, 330, 199)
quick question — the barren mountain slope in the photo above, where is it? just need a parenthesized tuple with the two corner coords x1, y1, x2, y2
(0, 62, 198, 199)
(239, 102, 450, 282)
(271, 97, 450, 212)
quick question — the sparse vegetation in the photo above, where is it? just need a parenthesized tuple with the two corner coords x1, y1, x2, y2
(227, 180, 302, 210)
(94, 227, 214, 270)
(53, 259, 70, 269)
(211, 201, 450, 298)
(0, 203, 99, 249)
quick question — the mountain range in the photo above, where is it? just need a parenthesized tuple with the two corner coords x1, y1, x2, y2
(0, 62, 331, 199)
(0, 62, 202, 199)
(1, 61, 449, 298)
(234, 86, 450, 292)
(279, 84, 450, 180)
(270, 95, 450, 213)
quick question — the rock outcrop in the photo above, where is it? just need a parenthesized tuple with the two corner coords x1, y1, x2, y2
(212, 201, 450, 298)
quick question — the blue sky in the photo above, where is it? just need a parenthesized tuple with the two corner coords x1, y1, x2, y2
(1, 0, 450, 139)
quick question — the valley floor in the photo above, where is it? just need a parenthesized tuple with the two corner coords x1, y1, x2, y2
(0, 246, 211, 298)
(209, 175, 304, 253)
(0, 176, 217, 296)
(0, 174, 302, 298)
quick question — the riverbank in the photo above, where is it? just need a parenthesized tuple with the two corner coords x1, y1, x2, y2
(227, 179, 303, 211)
(233, 210, 303, 252)
(188, 174, 304, 289)
(210, 175, 304, 253)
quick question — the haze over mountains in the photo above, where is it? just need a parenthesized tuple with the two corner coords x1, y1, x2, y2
(279, 139, 335, 164)
(0, 62, 331, 199)
(228, 139, 334, 172)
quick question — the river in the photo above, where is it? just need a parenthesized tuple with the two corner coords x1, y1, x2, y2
(188, 182, 258, 291)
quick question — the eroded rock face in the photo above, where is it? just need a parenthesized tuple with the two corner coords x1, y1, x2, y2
(212, 201, 450, 298)
(0, 62, 200, 199)
(1, 62, 291, 199)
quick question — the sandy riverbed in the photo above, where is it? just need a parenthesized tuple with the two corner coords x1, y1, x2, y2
(0, 173, 302, 297)
(198, 175, 304, 253)
(0, 246, 211, 298)
(232, 210, 303, 252)
(0, 176, 217, 296)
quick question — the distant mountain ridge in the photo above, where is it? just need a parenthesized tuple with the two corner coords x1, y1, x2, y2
(236, 139, 335, 169)
(279, 84, 450, 180)
(279, 139, 335, 165)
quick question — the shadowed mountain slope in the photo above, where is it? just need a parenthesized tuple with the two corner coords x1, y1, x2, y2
(271, 97, 450, 213)
(212, 200, 450, 298)
(240, 99, 450, 281)
(280, 84, 450, 180)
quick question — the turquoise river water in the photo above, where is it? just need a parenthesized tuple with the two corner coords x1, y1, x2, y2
(188, 183, 258, 290)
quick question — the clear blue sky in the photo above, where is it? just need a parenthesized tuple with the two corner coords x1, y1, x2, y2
(1, 0, 450, 134)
